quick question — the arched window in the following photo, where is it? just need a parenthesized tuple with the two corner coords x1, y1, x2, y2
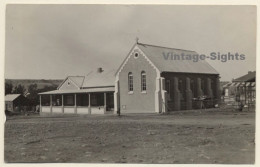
(141, 71, 146, 92)
(128, 72, 133, 92)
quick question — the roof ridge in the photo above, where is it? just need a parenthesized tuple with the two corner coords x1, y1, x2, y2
(138, 42, 196, 53)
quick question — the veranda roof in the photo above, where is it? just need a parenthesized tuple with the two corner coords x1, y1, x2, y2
(39, 87, 114, 95)
(246, 82, 251, 86)
(229, 83, 236, 86)
(231, 82, 256, 88)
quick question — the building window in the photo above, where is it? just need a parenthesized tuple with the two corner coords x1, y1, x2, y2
(141, 71, 146, 92)
(128, 72, 133, 92)
(90, 93, 104, 106)
(42, 95, 51, 106)
(91, 94, 98, 106)
(76, 94, 89, 106)
(64, 94, 74, 106)
(52, 95, 62, 106)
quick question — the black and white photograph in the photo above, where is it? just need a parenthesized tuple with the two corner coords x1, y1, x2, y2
(2, 3, 258, 165)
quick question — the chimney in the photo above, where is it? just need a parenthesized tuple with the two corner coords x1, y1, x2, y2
(97, 67, 103, 73)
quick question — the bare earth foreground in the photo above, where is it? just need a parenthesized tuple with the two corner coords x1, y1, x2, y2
(5, 110, 255, 164)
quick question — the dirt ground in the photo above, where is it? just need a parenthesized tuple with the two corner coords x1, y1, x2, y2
(4, 109, 255, 164)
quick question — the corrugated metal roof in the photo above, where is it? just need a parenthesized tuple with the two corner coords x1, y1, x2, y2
(39, 87, 115, 95)
(81, 69, 116, 88)
(137, 43, 219, 74)
(5, 94, 21, 101)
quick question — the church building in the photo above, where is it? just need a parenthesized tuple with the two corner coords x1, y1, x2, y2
(114, 42, 220, 114)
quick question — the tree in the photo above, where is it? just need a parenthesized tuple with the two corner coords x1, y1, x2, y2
(38, 85, 57, 93)
(27, 84, 38, 106)
(27, 85, 57, 106)
(28, 83, 38, 94)
(12, 84, 26, 95)
(5, 82, 13, 95)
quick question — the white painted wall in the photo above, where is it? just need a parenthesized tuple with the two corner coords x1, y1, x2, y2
(41, 106, 105, 115)
(52, 107, 63, 113)
(91, 107, 105, 114)
(42, 106, 51, 113)
(64, 107, 75, 114)
(77, 107, 89, 114)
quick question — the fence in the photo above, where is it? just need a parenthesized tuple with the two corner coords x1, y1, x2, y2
(166, 96, 255, 112)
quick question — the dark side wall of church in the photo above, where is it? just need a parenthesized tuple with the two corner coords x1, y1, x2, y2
(161, 72, 220, 110)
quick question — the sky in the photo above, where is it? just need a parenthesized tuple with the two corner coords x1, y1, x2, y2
(5, 5, 256, 81)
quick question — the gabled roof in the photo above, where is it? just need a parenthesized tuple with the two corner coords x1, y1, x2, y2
(81, 69, 116, 88)
(68, 76, 85, 87)
(5, 94, 21, 102)
(233, 71, 256, 82)
(57, 76, 85, 89)
(137, 43, 219, 74)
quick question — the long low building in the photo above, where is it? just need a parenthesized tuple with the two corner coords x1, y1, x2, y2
(39, 41, 221, 115)
(39, 69, 115, 115)
(5, 94, 28, 112)
(223, 71, 256, 106)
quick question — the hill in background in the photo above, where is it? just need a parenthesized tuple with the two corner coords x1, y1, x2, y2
(5, 79, 63, 92)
